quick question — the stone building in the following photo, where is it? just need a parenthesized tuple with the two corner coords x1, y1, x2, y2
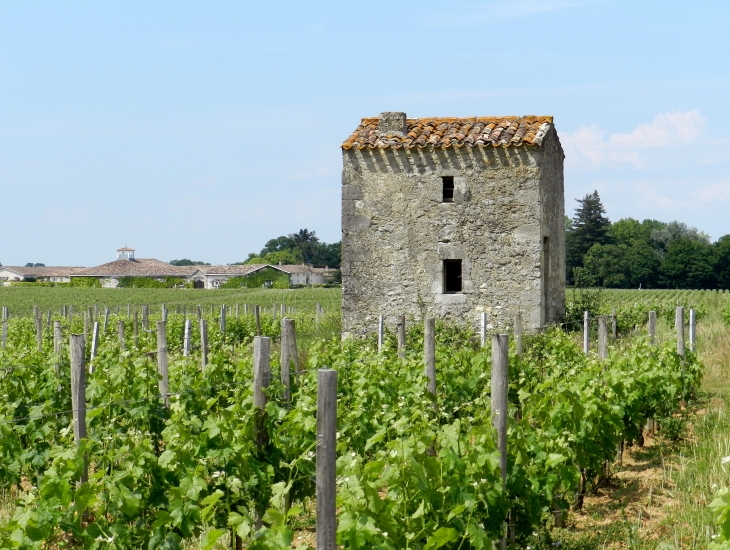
(340, 112, 565, 337)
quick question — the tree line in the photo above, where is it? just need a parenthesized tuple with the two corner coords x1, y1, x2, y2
(239, 228, 341, 268)
(567, 191, 730, 289)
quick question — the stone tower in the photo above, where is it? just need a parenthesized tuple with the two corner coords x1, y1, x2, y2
(340, 112, 565, 337)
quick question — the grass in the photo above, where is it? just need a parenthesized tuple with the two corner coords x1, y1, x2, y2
(0, 286, 342, 319)
(547, 290, 730, 549)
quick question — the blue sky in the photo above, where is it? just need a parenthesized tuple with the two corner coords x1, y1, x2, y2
(1, 1, 729, 266)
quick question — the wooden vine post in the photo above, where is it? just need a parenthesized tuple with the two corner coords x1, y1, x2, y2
(220, 304, 226, 334)
(514, 313, 523, 357)
(183, 319, 191, 357)
(480, 312, 487, 347)
(118, 320, 125, 351)
(281, 319, 299, 400)
(254, 305, 261, 336)
(611, 308, 617, 340)
(583, 311, 589, 355)
(491, 333, 509, 549)
(133, 310, 139, 348)
(419, 318, 433, 397)
(676, 306, 685, 359)
(396, 315, 406, 358)
(53, 321, 62, 354)
(1, 307, 6, 350)
(689, 308, 696, 353)
(648, 311, 656, 345)
(316, 368, 338, 550)
(157, 321, 169, 407)
(90, 322, 100, 372)
(377, 315, 384, 353)
(70, 334, 88, 484)
(200, 319, 209, 370)
(598, 316, 608, 361)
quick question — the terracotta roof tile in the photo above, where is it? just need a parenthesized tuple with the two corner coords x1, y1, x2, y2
(342, 116, 553, 150)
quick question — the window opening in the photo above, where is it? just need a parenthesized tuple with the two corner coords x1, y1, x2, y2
(442, 176, 454, 203)
(443, 260, 462, 293)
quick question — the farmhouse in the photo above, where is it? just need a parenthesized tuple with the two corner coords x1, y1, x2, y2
(340, 112, 565, 337)
(0, 266, 85, 284)
(70, 247, 337, 288)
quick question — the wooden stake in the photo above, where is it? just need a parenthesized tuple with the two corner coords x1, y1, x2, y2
(377, 315, 384, 353)
(220, 304, 226, 333)
(35, 314, 43, 353)
(70, 334, 88, 484)
(118, 320, 125, 351)
(54, 321, 62, 354)
(514, 313, 523, 357)
(480, 311, 487, 347)
(648, 311, 656, 345)
(90, 322, 99, 371)
(396, 315, 406, 358)
(424, 317, 436, 395)
(689, 308, 696, 353)
(133, 310, 139, 348)
(281, 319, 299, 401)
(254, 305, 261, 336)
(183, 319, 191, 357)
(676, 306, 685, 359)
(598, 316, 608, 361)
(583, 311, 589, 355)
(253, 336, 271, 449)
(200, 319, 208, 370)
(157, 321, 169, 407)
(316, 368, 338, 550)
(103, 308, 109, 333)
(611, 308, 617, 340)
(491, 334, 509, 489)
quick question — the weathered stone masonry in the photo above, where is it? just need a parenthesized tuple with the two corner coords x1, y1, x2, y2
(341, 112, 565, 337)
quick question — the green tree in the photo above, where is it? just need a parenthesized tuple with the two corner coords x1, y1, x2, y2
(651, 221, 710, 255)
(566, 191, 611, 285)
(169, 259, 210, 266)
(714, 235, 730, 289)
(660, 238, 716, 289)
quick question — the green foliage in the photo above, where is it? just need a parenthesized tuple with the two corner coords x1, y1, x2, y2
(219, 267, 290, 289)
(243, 250, 304, 266)
(660, 238, 716, 289)
(117, 276, 188, 288)
(70, 277, 100, 288)
(0, 294, 704, 547)
(243, 229, 341, 268)
(169, 259, 210, 266)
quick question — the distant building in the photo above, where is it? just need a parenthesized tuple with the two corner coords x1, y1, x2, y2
(68, 247, 337, 288)
(0, 266, 85, 284)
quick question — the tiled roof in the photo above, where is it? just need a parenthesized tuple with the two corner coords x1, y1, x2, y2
(75, 259, 195, 277)
(342, 116, 553, 150)
(2, 266, 86, 277)
(194, 265, 269, 276)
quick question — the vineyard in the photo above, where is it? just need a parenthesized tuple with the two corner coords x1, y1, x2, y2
(0, 288, 719, 549)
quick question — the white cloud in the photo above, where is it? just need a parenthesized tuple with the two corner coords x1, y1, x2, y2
(561, 110, 706, 169)
(698, 181, 730, 203)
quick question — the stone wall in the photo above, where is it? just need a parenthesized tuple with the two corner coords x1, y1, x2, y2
(341, 137, 564, 338)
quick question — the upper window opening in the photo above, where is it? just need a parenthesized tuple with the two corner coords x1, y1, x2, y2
(443, 259, 462, 293)
(442, 176, 454, 203)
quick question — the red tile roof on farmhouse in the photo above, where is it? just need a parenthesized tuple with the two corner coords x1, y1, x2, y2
(2, 266, 85, 277)
(342, 116, 553, 150)
(76, 259, 195, 277)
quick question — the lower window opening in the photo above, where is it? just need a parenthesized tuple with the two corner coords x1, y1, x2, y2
(443, 260, 462, 293)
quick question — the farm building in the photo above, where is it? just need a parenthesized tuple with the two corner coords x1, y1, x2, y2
(340, 112, 565, 337)
(69, 248, 337, 288)
(0, 266, 85, 284)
